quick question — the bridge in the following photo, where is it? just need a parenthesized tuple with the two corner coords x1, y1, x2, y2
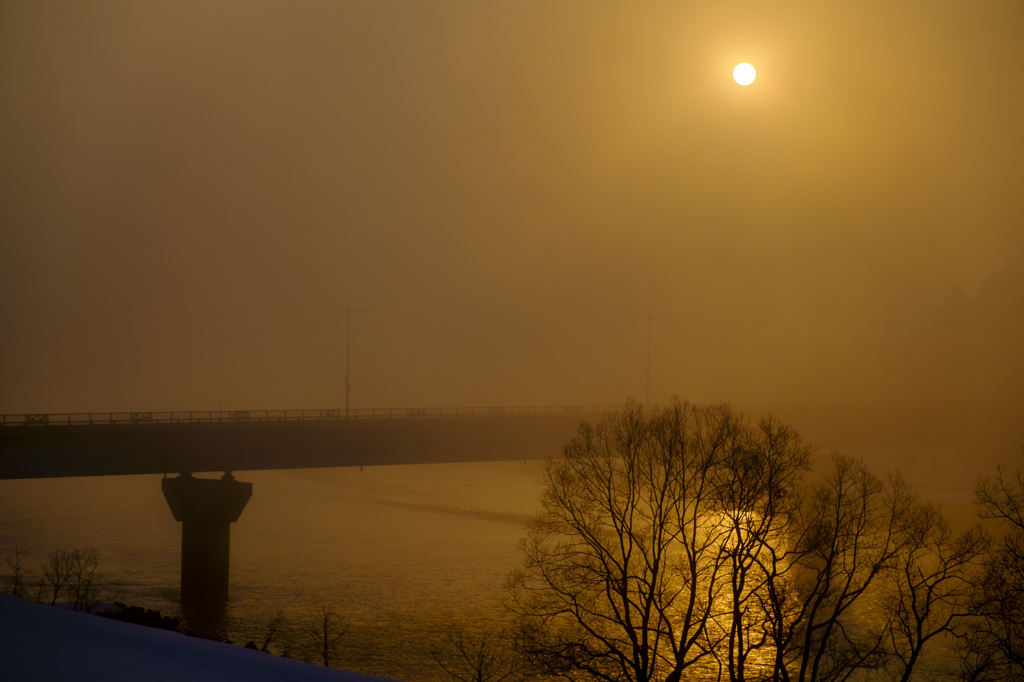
(3, 400, 1019, 481)
(0, 404, 611, 632)
(0, 405, 610, 480)
(3, 400, 1018, 636)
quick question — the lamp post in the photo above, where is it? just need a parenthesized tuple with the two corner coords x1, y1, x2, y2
(345, 305, 369, 418)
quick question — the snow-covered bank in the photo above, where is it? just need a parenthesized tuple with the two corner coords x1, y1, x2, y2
(0, 595, 399, 682)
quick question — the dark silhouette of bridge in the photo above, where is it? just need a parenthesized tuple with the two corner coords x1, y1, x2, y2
(3, 401, 1018, 482)
(0, 404, 610, 633)
(0, 405, 608, 480)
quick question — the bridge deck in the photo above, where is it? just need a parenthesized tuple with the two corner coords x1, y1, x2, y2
(2, 402, 1019, 480)
(0, 407, 611, 479)
(0, 405, 612, 428)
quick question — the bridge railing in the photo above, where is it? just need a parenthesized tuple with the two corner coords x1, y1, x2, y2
(0, 405, 618, 427)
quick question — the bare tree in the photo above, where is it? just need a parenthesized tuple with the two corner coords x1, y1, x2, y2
(38, 548, 101, 609)
(431, 623, 522, 682)
(955, 459, 1024, 681)
(3, 545, 29, 598)
(780, 456, 918, 682)
(257, 607, 287, 653)
(713, 415, 812, 682)
(40, 548, 74, 605)
(240, 606, 290, 655)
(508, 400, 813, 682)
(67, 548, 100, 611)
(305, 603, 350, 667)
(884, 503, 988, 682)
(507, 400, 979, 682)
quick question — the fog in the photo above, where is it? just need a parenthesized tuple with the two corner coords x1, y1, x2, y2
(2, 0, 1022, 414)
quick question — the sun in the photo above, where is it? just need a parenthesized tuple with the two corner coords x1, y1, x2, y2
(733, 63, 756, 86)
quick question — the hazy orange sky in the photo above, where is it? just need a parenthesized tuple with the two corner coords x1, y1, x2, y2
(2, 1, 1022, 413)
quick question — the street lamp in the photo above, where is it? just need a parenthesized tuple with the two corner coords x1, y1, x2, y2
(345, 305, 369, 418)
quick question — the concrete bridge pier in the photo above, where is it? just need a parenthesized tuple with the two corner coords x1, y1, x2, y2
(161, 472, 252, 624)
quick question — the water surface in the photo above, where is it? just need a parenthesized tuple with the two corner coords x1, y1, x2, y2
(0, 461, 546, 680)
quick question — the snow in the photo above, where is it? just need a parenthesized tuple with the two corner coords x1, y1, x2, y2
(0, 595, 400, 682)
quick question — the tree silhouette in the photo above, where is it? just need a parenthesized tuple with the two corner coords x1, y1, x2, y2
(712, 413, 812, 681)
(508, 400, 812, 682)
(40, 548, 74, 605)
(305, 603, 350, 667)
(38, 548, 101, 609)
(884, 502, 987, 682)
(67, 548, 100, 611)
(780, 458, 918, 682)
(430, 623, 521, 682)
(956, 459, 1024, 680)
(3, 545, 28, 598)
(508, 401, 972, 682)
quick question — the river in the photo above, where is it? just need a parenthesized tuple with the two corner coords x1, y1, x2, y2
(0, 444, 998, 681)
(0, 461, 546, 681)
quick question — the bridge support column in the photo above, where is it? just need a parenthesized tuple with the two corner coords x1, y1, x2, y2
(161, 472, 251, 619)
